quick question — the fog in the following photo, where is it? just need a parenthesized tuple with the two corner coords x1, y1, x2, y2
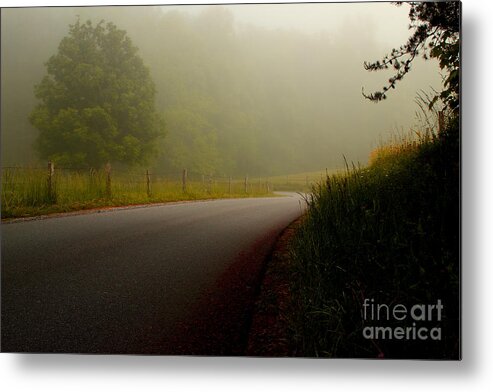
(1, 3, 442, 175)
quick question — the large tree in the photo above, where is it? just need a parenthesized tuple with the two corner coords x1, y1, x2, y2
(30, 19, 165, 168)
(362, 1, 460, 114)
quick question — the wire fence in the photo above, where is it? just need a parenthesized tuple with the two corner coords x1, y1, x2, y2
(1, 163, 279, 213)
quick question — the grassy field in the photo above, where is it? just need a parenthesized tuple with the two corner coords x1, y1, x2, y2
(268, 169, 344, 192)
(0, 163, 348, 219)
(289, 120, 460, 359)
(1, 168, 274, 219)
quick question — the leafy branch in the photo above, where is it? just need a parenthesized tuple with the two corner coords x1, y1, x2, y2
(362, 1, 460, 113)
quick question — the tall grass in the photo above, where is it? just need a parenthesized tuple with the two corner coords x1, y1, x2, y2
(1, 168, 273, 219)
(1, 168, 54, 211)
(290, 121, 460, 359)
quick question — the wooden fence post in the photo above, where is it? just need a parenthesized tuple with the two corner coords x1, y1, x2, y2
(47, 161, 55, 202)
(244, 175, 248, 194)
(146, 169, 151, 198)
(182, 169, 187, 193)
(105, 162, 111, 198)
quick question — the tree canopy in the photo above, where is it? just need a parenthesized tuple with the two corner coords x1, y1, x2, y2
(362, 1, 460, 114)
(30, 19, 165, 168)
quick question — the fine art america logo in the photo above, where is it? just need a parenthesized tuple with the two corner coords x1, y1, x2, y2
(361, 298, 443, 341)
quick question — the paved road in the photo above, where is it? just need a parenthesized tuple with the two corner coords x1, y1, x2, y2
(1, 193, 305, 354)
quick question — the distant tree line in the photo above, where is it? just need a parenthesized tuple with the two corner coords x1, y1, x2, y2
(2, 6, 443, 176)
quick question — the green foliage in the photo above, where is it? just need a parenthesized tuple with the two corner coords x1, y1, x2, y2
(30, 19, 165, 168)
(4, 6, 439, 174)
(160, 107, 221, 175)
(363, 1, 460, 113)
(290, 124, 460, 359)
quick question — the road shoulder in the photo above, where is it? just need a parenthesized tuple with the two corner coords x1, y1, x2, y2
(245, 217, 304, 357)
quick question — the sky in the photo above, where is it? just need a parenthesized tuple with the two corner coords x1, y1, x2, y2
(168, 2, 412, 45)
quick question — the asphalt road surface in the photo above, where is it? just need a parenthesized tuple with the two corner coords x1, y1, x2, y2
(1, 193, 305, 354)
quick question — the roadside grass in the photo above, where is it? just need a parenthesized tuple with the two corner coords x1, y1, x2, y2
(289, 121, 460, 359)
(1, 169, 273, 219)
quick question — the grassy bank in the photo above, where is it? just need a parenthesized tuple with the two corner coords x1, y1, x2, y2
(290, 121, 460, 359)
(1, 168, 273, 219)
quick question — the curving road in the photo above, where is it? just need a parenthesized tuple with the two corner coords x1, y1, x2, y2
(1, 193, 305, 354)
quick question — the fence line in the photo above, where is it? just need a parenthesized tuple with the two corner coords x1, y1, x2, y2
(1, 162, 280, 209)
(2, 164, 326, 186)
